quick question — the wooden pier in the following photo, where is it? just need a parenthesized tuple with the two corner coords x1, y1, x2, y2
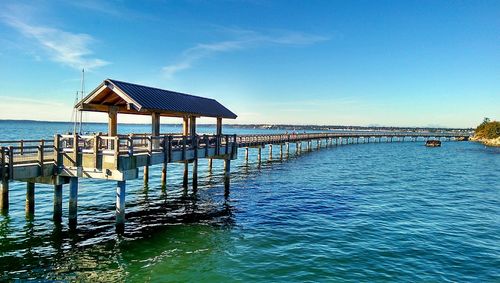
(0, 79, 470, 231)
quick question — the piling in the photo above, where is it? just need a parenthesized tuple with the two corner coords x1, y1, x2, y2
(257, 147, 262, 164)
(192, 159, 198, 189)
(26, 182, 35, 217)
(269, 144, 273, 161)
(143, 166, 149, 187)
(116, 180, 126, 231)
(279, 144, 283, 160)
(0, 180, 8, 214)
(0, 147, 8, 213)
(286, 142, 290, 158)
(245, 147, 249, 163)
(53, 184, 62, 222)
(183, 162, 189, 187)
(224, 159, 231, 195)
(161, 163, 167, 189)
(208, 158, 213, 173)
(68, 177, 78, 227)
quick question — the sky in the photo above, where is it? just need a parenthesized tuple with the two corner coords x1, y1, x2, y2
(0, 0, 498, 128)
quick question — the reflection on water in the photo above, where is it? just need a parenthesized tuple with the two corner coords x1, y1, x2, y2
(0, 121, 498, 281)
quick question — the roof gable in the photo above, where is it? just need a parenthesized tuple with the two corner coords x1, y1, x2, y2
(77, 79, 237, 119)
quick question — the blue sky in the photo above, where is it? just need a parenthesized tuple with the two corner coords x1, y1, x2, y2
(0, 0, 498, 127)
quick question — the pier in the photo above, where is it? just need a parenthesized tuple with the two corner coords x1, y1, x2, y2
(0, 79, 470, 230)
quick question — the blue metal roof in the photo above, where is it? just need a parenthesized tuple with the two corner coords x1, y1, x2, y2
(105, 79, 237, 119)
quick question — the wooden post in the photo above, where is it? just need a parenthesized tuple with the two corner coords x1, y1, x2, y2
(224, 159, 230, 195)
(68, 177, 78, 228)
(192, 158, 198, 189)
(216, 118, 222, 136)
(26, 182, 35, 217)
(216, 117, 222, 155)
(162, 134, 168, 188)
(116, 180, 126, 231)
(317, 140, 320, 150)
(0, 179, 8, 214)
(183, 162, 189, 188)
(152, 112, 160, 150)
(286, 142, 290, 158)
(208, 158, 213, 173)
(143, 166, 149, 187)
(245, 147, 249, 163)
(161, 163, 167, 189)
(108, 109, 117, 137)
(257, 147, 262, 164)
(38, 140, 44, 176)
(269, 144, 273, 161)
(280, 144, 283, 160)
(53, 184, 62, 222)
(0, 147, 8, 213)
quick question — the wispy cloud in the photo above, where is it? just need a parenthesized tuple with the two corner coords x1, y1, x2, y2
(162, 28, 329, 78)
(1, 7, 109, 70)
(0, 95, 66, 107)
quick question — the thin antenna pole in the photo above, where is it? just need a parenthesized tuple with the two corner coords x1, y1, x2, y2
(78, 68, 85, 134)
(73, 91, 79, 135)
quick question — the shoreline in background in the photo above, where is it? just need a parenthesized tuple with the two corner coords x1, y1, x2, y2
(470, 136, 500, 147)
(0, 119, 473, 133)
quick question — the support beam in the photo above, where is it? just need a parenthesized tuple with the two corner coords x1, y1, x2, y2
(108, 109, 117, 137)
(152, 112, 160, 149)
(183, 117, 189, 136)
(116, 180, 126, 231)
(208, 158, 213, 173)
(152, 113, 160, 136)
(257, 147, 262, 164)
(269, 144, 273, 161)
(53, 184, 62, 222)
(286, 142, 290, 158)
(280, 144, 283, 160)
(26, 182, 35, 217)
(69, 177, 78, 227)
(245, 147, 249, 163)
(189, 116, 197, 137)
(216, 117, 222, 136)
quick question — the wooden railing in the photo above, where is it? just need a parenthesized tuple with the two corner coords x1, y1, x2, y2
(0, 131, 469, 173)
(235, 132, 466, 146)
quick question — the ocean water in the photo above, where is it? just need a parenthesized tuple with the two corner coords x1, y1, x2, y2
(0, 121, 498, 282)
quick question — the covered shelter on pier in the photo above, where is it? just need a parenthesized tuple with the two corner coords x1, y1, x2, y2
(75, 78, 238, 137)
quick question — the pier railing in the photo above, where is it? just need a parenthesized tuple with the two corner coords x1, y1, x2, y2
(0, 134, 238, 172)
(235, 132, 465, 147)
(0, 131, 469, 180)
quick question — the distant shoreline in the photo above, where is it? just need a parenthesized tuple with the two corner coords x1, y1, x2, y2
(0, 119, 473, 133)
(470, 136, 500, 147)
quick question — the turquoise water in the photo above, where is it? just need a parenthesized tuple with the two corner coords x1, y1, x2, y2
(0, 121, 499, 282)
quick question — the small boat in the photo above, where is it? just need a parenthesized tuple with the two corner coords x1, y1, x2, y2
(425, 140, 441, 147)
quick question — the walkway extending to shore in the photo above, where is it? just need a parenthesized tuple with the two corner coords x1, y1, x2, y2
(0, 131, 468, 231)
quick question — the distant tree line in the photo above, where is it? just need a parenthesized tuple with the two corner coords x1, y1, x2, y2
(475, 118, 500, 139)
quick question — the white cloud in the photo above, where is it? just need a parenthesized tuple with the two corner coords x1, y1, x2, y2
(162, 29, 328, 79)
(1, 12, 109, 70)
